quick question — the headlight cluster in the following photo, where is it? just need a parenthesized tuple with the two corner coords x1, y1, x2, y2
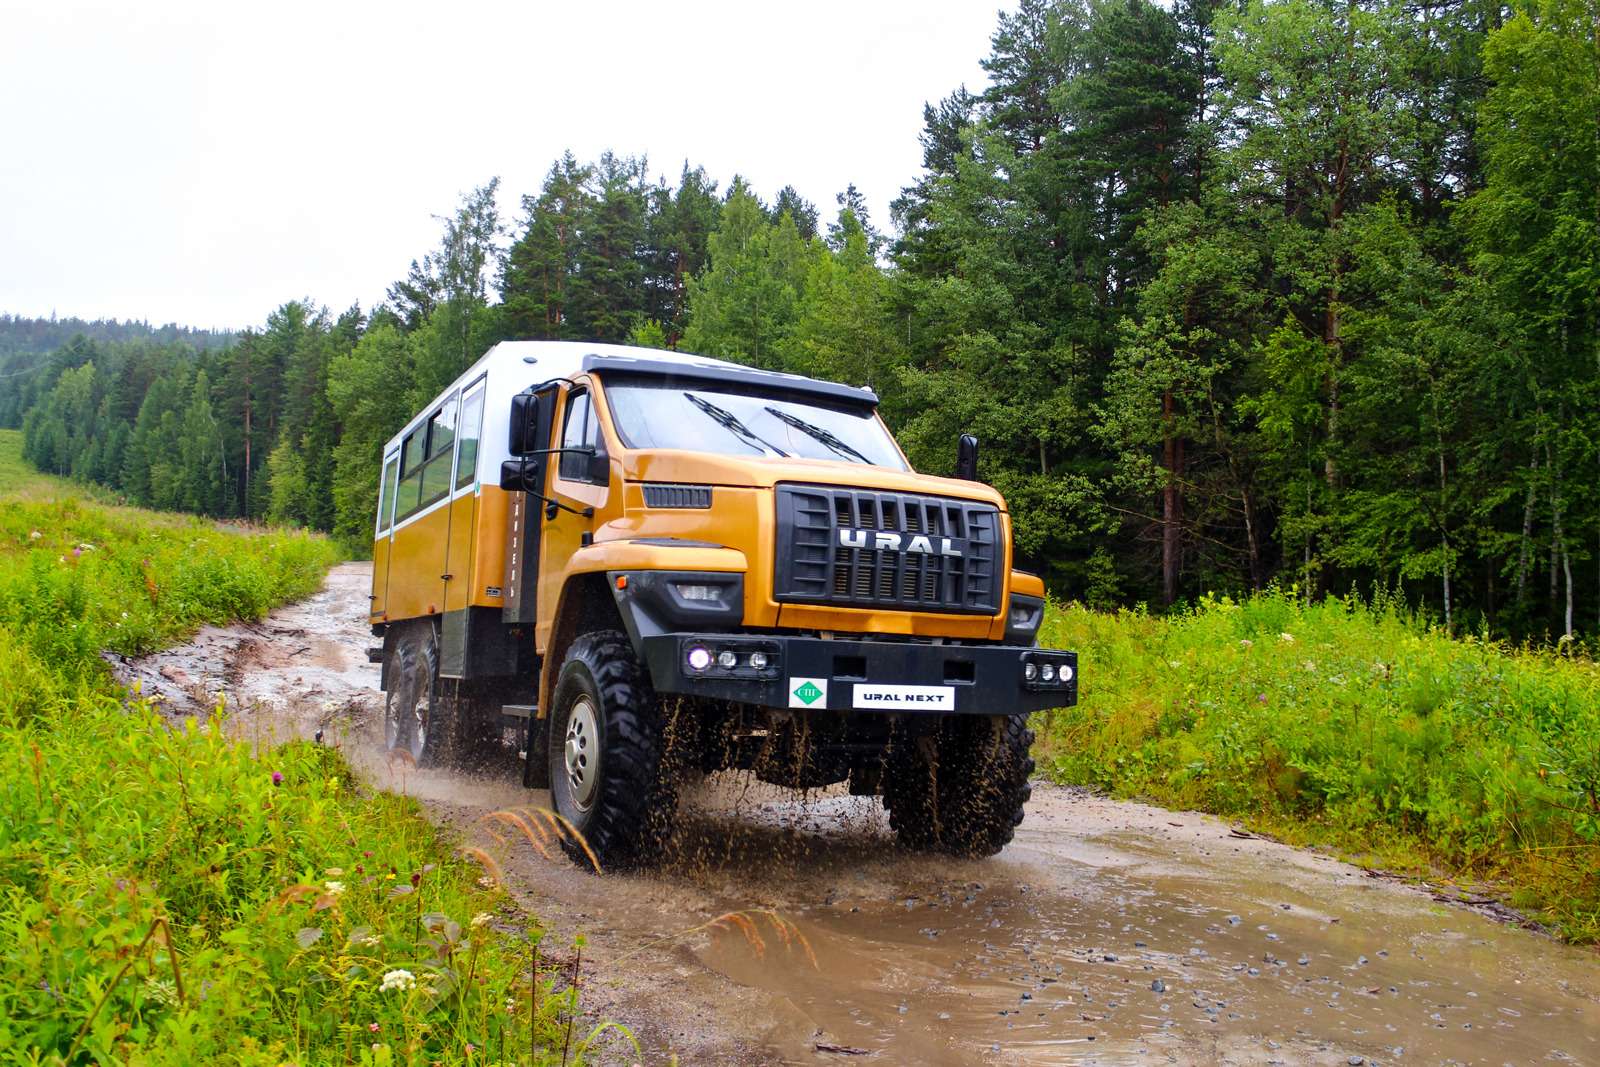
(1021, 651, 1075, 690)
(683, 639, 781, 679)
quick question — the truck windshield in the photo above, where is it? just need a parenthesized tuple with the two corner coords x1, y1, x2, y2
(603, 378, 908, 470)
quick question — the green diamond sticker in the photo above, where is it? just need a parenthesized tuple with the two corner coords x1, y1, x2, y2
(793, 680, 823, 705)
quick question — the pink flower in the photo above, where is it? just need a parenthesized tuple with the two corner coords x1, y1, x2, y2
(271, 771, 283, 786)
(368, 1022, 380, 1032)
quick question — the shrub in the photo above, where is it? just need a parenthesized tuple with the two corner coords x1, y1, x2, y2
(1036, 589, 1600, 941)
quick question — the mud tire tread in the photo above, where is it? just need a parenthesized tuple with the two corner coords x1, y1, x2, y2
(882, 714, 1034, 858)
(548, 630, 676, 870)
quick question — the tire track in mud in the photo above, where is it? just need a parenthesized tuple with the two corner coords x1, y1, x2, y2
(123, 563, 1600, 1066)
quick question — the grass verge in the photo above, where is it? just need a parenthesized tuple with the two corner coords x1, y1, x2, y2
(0, 431, 613, 1064)
(1035, 590, 1600, 942)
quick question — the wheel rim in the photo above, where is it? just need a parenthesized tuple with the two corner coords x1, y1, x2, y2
(410, 676, 431, 762)
(383, 692, 401, 750)
(563, 696, 600, 811)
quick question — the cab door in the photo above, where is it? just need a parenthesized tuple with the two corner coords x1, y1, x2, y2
(443, 377, 487, 615)
(536, 380, 612, 652)
(388, 392, 459, 621)
(371, 449, 400, 621)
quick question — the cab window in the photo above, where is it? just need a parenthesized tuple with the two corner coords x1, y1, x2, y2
(558, 388, 601, 483)
(377, 453, 399, 534)
(455, 382, 485, 491)
(395, 392, 459, 521)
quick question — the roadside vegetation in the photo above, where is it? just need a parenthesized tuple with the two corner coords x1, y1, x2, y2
(1036, 591, 1600, 942)
(0, 431, 612, 1064)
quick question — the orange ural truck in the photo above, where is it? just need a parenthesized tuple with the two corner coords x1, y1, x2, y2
(370, 341, 1076, 867)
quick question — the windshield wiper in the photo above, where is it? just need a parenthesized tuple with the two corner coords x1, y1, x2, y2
(683, 392, 789, 457)
(763, 405, 872, 464)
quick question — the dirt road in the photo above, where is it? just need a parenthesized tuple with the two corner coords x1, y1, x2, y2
(125, 563, 1600, 1066)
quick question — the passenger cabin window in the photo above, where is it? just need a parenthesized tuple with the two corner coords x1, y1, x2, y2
(395, 392, 459, 522)
(559, 389, 600, 483)
(456, 383, 485, 491)
(377, 454, 399, 534)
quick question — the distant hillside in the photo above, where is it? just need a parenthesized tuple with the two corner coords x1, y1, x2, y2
(0, 313, 236, 360)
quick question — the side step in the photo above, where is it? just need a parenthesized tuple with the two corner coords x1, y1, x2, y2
(500, 703, 535, 721)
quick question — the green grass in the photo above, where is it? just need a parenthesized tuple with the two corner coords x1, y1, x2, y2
(0, 431, 615, 1064)
(1035, 590, 1600, 941)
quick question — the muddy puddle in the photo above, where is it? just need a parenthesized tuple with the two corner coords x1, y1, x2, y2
(124, 563, 1600, 1065)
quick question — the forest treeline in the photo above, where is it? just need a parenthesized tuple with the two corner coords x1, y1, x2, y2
(3, 0, 1596, 642)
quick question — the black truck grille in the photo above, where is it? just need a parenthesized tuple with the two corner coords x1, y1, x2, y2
(773, 485, 1001, 615)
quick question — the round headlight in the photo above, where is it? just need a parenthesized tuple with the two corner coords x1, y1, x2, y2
(749, 651, 769, 670)
(1023, 662, 1038, 682)
(686, 645, 712, 672)
(1041, 664, 1057, 683)
(717, 649, 738, 670)
(1060, 664, 1074, 682)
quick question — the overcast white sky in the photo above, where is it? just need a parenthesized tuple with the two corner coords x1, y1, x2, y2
(0, 0, 1011, 330)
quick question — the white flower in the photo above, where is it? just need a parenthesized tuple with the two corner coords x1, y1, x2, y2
(1279, 632, 1296, 644)
(1239, 639, 1253, 649)
(471, 912, 493, 929)
(325, 881, 346, 896)
(142, 976, 179, 1007)
(379, 969, 415, 992)
(28, 530, 41, 540)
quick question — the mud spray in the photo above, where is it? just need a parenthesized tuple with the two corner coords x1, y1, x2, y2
(122, 563, 1600, 1066)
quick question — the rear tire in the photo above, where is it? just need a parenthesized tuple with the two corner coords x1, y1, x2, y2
(383, 623, 448, 767)
(546, 630, 678, 869)
(882, 714, 1035, 857)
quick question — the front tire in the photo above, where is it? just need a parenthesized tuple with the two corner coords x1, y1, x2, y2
(882, 714, 1035, 857)
(546, 630, 677, 869)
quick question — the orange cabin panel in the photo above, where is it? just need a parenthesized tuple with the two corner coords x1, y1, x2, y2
(386, 503, 451, 620)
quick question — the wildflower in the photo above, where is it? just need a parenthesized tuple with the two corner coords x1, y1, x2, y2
(1239, 639, 1253, 649)
(369, 1022, 380, 1033)
(142, 976, 179, 1007)
(325, 867, 345, 877)
(504, 997, 518, 1014)
(465, 1044, 477, 1056)
(28, 530, 41, 539)
(325, 881, 346, 896)
(271, 771, 283, 786)
(379, 969, 416, 992)
(471, 912, 493, 929)
(1279, 632, 1296, 644)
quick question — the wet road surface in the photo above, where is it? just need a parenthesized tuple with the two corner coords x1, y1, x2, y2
(128, 563, 1600, 1065)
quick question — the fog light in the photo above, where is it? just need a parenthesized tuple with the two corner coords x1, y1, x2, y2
(1060, 664, 1074, 682)
(675, 583, 721, 601)
(1041, 664, 1057, 683)
(716, 649, 738, 670)
(686, 645, 712, 672)
(1023, 662, 1038, 682)
(749, 651, 769, 670)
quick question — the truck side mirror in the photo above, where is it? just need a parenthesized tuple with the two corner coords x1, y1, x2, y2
(508, 393, 538, 455)
(499, 459, 533, 491)
(956, 433, 980, 481)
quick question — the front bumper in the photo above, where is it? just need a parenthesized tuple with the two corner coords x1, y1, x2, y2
(639, 632, 1077, 716)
